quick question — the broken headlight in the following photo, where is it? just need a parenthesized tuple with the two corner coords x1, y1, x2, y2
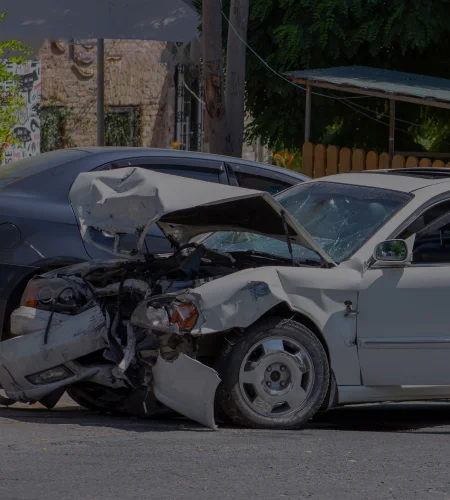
(131, 299, 199, 334)
(170, 302, 199, 331)
(27, 365, 73, 385)
(21, 278, 80, 313)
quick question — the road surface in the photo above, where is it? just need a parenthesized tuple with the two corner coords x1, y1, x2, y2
(1, 395, 449, 500)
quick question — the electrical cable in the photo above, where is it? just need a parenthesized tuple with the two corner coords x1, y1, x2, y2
(218, 0, 450, 147)
(219, 0, 372, 102)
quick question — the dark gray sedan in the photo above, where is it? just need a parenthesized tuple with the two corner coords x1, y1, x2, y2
(0, 147, 308, 340)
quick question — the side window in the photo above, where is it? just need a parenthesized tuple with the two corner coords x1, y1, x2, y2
(399, 200, 450, 264)
(234, 170, 291, 195)
(145, 165, 221, 183)
(107, 162, 222, 184)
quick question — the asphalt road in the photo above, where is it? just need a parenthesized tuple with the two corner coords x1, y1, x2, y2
(1, 395, 450, 500)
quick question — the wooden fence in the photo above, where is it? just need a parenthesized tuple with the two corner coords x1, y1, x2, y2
(302, 142, 450, 178)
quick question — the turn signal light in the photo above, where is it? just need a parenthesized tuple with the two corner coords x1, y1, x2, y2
(170, 302, 199, 331)
(21, 282, 39, 307)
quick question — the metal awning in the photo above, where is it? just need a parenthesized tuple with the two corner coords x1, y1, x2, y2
(285, 66, 450, 159)
(1, 0, 198, 43)
(285, 66, 450, 109)
(1, 0, 199, 147)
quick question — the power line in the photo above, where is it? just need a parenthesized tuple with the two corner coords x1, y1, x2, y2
(219, 0, 373, 102)
(183, 80, 205, 105)
(338, 98, 450, 147)
(218, 0, 450, 146)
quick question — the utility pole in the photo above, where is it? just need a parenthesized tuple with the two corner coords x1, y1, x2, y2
(202, 0, 226, 154)
(97, 38, 105, 146)
(225, 0, 249, 157)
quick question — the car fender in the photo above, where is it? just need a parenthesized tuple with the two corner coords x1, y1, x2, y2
(183, 265, 363, 386)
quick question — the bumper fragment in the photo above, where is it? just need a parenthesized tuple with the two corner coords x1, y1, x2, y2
(153, 353, 221, 430)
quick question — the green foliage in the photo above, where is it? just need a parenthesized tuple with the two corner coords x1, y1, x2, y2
(40, 101, 77, 152)
(105, 108, 141, 147)
(243, 0, 450, 152)
(0, 12, 32, 162)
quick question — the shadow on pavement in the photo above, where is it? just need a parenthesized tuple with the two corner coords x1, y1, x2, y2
(311, 402, 450, 433)
(1, 399, 450, 433)
(0, 399, 212, 433)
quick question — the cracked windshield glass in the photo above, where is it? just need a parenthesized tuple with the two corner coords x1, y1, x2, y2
(204, 182, 411, 264)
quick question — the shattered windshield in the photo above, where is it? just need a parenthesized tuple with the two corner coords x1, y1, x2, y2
(203, 181, 411, 264)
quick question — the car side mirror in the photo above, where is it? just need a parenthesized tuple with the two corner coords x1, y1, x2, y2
(374, 239, 409, 263)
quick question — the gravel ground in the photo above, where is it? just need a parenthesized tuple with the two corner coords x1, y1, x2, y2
(1, 395, 450, 500)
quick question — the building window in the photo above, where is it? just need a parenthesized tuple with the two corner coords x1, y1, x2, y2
(105, 107, 141, 147)
(175, 64, 204, 152)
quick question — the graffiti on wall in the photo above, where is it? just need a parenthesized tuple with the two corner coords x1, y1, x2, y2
(1, 61, 41, 164)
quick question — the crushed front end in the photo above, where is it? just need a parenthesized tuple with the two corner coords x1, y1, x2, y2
(0, 245, 266, 428)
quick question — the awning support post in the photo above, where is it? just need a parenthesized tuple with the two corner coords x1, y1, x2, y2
(389, 99, 395, 161)
(304, 84, 312, 143)
(97, 38, 105, 146)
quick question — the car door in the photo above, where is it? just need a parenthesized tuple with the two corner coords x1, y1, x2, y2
(357, 198, 450, 386)
(85, 157, 229, 258)
(226, 163, 296, 195)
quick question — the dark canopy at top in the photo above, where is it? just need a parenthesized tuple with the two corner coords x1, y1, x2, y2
(1, 0, 199, 43)
(286, 66, 450, 109)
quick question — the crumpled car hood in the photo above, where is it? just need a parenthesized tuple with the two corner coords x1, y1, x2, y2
(69, 167, 335, 265)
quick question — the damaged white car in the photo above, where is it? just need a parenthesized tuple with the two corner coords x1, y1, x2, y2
(4, 166, 450, 430)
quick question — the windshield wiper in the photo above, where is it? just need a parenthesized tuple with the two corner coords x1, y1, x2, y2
(232, 250, 293, 263)
(230, 250, 321, 267)
(280, 210, 297, 267)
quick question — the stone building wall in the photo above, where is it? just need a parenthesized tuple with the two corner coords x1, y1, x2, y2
(37, 40, 266, 161)
(38, 39, 176, 149)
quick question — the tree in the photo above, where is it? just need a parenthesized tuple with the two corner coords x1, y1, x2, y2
(201, 0, 250, 156)
(0, 12, 31, 163)
(244, 0, 450, 153)
(225, 0, 249, 157)
(202, 0, 227, 154)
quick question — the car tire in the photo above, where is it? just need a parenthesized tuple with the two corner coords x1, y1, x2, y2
(67, 384, 132, 414)
(215, 316, 329, 429)
(67, 384, 176, 419)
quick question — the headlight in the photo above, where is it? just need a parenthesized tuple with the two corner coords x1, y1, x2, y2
(170, 302, 199, 331)
(131, 300, 199, 333)
(27, 365, 73, 385)
(21, 278, 79, 312)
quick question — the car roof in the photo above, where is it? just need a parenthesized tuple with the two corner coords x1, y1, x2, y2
(314, 168, 450, 193)
(69, 147, 309, 181)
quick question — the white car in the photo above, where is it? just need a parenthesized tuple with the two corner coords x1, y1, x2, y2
(2, 166, 450, 429)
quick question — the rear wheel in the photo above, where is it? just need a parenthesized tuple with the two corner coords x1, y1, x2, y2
(216, 317, 329, 429)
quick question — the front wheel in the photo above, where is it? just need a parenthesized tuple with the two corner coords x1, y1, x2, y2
(216, 317, 330, 429)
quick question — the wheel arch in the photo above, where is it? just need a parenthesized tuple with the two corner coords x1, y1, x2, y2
(256, 302, 331, 361)
(198, 301, 336, 412)
(256, 302, 337, 411)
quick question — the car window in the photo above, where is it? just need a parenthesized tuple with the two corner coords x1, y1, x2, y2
(399, 200, 450, 264)
(411, 228, 450, 263)
(204, 182, 411, 264)
(110, 163, 221, 184)
(148, 165, 221, 183)
(234, 170, 291, 195)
